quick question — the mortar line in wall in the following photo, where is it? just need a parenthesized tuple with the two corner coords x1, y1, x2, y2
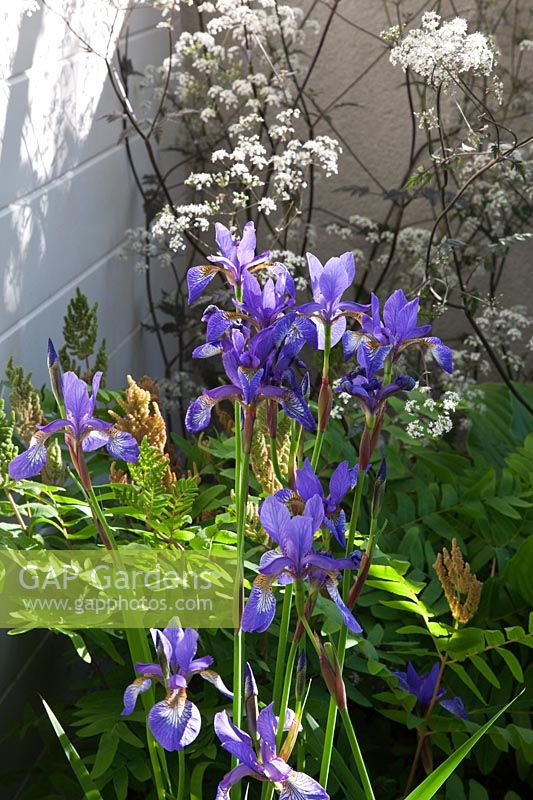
(3, 22, 161, 87)
(108, 321, 144, 360)
(107, 297, 167, 360)
(0, 238, 129, 344)
(0, 131, 141, 218)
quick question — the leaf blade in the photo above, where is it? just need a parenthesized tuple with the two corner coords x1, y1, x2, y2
(42, 698, 104, 800)
(404, 693, 522, 800)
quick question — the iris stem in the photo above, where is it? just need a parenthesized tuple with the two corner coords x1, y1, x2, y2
(310, 429, 325, 473)
(339, 707, 376, 800)
(319, 473, 365, 787)
(128, 627, 169, 800)
(293, 571, 375, 800)
(287, 420, 301, 486)
(5, 489, 27, 532)
(311, 323, 332, 470)
(294, 581, 321, 659)
(270, 436, 285, 486)
(261, 627, 299, 800)
(276, 636, 299, 747)
(176, 748, 185, 800)
(272, 584, 294, 714)
(403, 657, 448, 796)
(232, 402, 250, 800)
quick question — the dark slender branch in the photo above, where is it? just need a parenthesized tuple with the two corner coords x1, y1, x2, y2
(293, 0, 340, 107)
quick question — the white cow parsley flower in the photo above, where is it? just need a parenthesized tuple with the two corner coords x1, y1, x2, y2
(389, 12, 498, 92)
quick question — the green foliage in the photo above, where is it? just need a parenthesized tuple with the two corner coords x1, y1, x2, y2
(404, 693, 523, 800)
(3, 383, 532, 799)
(59, 288, 108, 381)
(111, 438, 200, 543)
(0, 398, 18, 487)
(42, 698, 104, 800)
(340, 384, 533, 796)
(4, 356, 43, 442)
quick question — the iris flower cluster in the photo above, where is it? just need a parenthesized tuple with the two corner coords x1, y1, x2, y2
(185, 225, 319, 447)
(177, 221, 459, 797)
(241, 494, 362, 635)
(122, 627, 233, 751)
(185, 222, 452, 462)
(9, 341, 139, 483)
(214, 664, 329, 800)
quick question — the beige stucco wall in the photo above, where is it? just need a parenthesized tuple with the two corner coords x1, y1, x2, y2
(297, 0, 533, 323)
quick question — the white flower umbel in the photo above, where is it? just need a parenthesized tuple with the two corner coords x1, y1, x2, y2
(388, 12, 498, 92)
(404, 385, 460, 440)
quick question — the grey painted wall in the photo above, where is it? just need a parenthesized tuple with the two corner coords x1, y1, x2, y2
(0, 2, 170, 389)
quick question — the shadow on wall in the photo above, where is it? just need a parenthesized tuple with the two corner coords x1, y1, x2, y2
(1, 3, 118, 319)
(0, 2, 170, 387)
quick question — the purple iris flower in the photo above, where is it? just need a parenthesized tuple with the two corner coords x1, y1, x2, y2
(214, 696, 329, 799)
(297, 252, 368, 349)
(275, 458, 359, 548)
(186, 323, 315, 434)
(335, 370, 416, 421)
(198, 264, 297, 344)
(122, 627, 233, 751)
(9, 369, 139, 480)
(393, 662, 467, 719)
(238, 266, 296, 329)
(342, 290, 453, 373)
(187, 221, 271, 303)
(241, 495, 362, 634)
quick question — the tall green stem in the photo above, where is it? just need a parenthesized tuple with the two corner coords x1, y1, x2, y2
(234, 404, 242, 504)
(319, 473, 365, 787)
(270, 436, 285, 486)
(311, 323, 332, 470)
(176, 748, 185, 800)
(261, 628, 301, 800)
(276, 637, 299, 747)
(287, 420, 301, 486)
(294, 581, 321, 659)
(272, 584, 293, 713)
(232, 402, 251, 800)
(339, 707, 376, 800)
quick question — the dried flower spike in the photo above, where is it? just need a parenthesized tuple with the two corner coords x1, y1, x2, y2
(434, 538, 482, 624)
(109, 375, 176, 486)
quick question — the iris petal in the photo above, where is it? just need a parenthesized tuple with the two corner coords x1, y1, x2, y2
(440, 696, 468, 719)
(215, 764, 258, 800)
(121, 677, 152, 716)
(185, 394, 216, 433)
(241, 575, 277, 633)
(295, 459, 323, 502)
(187, 265, 219, 304)
(281, 389, 316, 432)
(280, 770, 330, 800)
(106, 429, 140, 463)
(9, 438, 48, 480)
(422, 336, 453, 374)
(325, 578, 363, 634)
(148, 692, 201, 751)
(214, 709, 259, 769)
(199, 669, 234, 699)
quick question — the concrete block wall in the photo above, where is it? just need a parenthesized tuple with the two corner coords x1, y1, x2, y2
(0, 2, 170, 389)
